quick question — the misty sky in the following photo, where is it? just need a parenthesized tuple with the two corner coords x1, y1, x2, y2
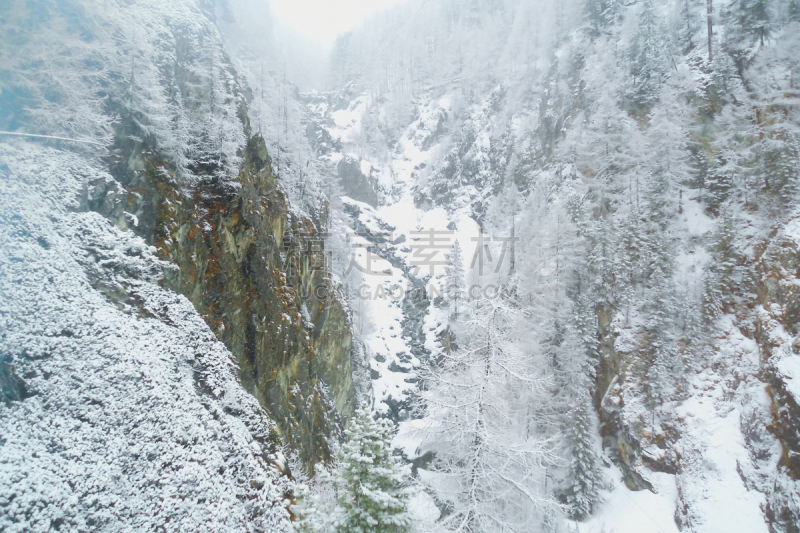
(268, 0, 408, 48)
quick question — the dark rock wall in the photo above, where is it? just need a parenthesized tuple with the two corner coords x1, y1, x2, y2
(91, 117, 355, 469)
(338, 155, 378, 207)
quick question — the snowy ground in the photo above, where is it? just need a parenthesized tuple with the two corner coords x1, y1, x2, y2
(571, 469, 680, 533)
(0, 142, 291, 532)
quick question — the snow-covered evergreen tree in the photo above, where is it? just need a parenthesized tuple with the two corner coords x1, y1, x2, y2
(554, 303, 604, 519)
(734, 0, 773, 45)
(748, 114, 800, 211)
(643, 264, 681, 406)
(790, 0, 800, 21)
(678, 0, 699, 51)
(703, 106, 752, 213)
(445, 240, 466, 318)
(628, 0, 671, 111)
(701, 208, 739, 324)
(618, 203, 644, 319)
(563, 387, 603, 518)
(585, 0, 620, 36)
(585, 218, 618, 312)
(708, 44, 738, 104)
(295, 408, 413, 533)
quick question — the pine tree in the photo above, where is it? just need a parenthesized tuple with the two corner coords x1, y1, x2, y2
(585, 218, 618, 312)
(295, 408, 413, 533)
(705, 153, 736, 213)
(445, 240, 466, 318)
(558, 303, 603, 519)
(643, 264, 681, 407)
(678, 0, 698, 52)
(701, 268, 725, 324)
(790, 0, 800, 21)
(704, 109, 749, 214)
(563, 388, 602, 518)
(335, 409, 413, 533)
(708, 46, 737, 105)
(688, 133, 711, 202)
(775, 133, 800, 206)
(619, 202, 644, 291)
(701, 208, 739, 324)
(568, 86, 639, 215)
(573, 291, 600, 367)
(585, 0, 620, 36)
(646, 169, 673, 230)
(732, 0, 773, 46)
(751, 126, 800, 210)
(628, 0, 670, 111)
(642, 166, 677, 282)
(748, 0, 773, 45)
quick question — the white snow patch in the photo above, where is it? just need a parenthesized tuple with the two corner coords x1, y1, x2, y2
(777, 355, 800, 403)
(573, 469, 679, 533)
(408, 492, 441, 525)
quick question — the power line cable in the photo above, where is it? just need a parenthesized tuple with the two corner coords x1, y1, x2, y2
(0, 131, 104, 146)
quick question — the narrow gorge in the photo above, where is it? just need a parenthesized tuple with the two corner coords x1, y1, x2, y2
(3, 0, 800, 532)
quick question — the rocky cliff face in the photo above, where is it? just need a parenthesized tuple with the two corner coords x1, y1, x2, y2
(0, 1, 360, 528)
(90, 127, 356, 467)
(751, 220, 800, 529)
(0, 140, 296, 532)
(1, 0, 362, 468)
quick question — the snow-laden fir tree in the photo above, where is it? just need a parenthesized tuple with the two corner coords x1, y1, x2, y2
(642, 164, 678, 282)
(584, 0, 620, 36)
(790, 0, 800, 21)
(708, 44, 738, 105)
(628, 0, 670, 111)
(701, 208, 739, 324)
(704, 106, 751, 213)
(571, 291, 600, 369)
(749, 116, 800, 211)
(445, 240, 466, 319)
(734, 0, 773, 45)
(643, 264, 681, 407)
(678, 0, 699, 51)
(646, 80, 693, 200)
(706, 153, 737, 213)
(566, 84, 640, 218)
(585, 218, 618, 312)
(618, 202, 644, 323)
(563, 386, 603, 519)
(552, 307, 603, 519)
(294, 408, 413, 533)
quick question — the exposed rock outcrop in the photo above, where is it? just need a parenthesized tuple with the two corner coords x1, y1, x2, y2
(91, 126, 355, 468)
(338, 155, 379, 207)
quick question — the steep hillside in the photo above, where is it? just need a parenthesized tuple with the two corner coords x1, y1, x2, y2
(1, 0, 356, 530)
(0, 142, 293, 532)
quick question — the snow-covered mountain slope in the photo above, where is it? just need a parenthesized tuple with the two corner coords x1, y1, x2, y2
(1, 0, 358, 530)
(3, 0, 358, 469)
(0, 142, 292, 532)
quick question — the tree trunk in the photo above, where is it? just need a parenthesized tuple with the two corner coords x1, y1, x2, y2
(707, 0, 713, 62)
